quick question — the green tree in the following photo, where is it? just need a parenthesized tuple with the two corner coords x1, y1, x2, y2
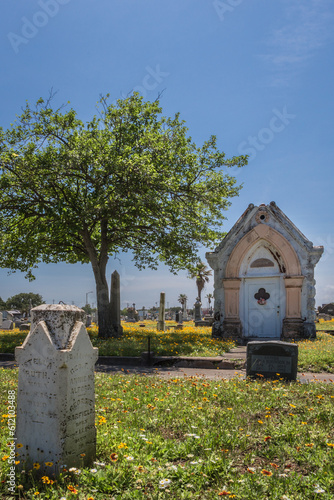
(0, 297, 6, 310)
(178, 294, 188, 306)
(5, 292, 44, 314)
(206, 293, 214, 310)
(82, 304, 96, 315)
(188, 261, 212, 302)
(0, 92, 246, 338)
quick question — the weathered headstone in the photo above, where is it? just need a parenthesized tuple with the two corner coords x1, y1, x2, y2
(2, 319, 13, 330)
(15, 304, 98, 475)
(157, 292, 166, 331)
(110, 270, 123, 336)
(246, 340, 298, 380)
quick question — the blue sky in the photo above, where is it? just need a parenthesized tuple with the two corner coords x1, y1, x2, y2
(0, 0, 333, 310)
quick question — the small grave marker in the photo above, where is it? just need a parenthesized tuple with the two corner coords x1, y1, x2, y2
(2, 319, 13, 330)
(246, 340, 298, 380)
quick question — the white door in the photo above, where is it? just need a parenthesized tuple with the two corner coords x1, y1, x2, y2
(242, 278, 282, 338)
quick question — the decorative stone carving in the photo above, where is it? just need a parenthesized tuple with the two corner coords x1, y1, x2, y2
(15, 304, 98, 476)
(255, 208, 270, 224)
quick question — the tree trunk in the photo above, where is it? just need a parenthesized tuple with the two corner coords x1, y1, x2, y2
(83, 226, 121, 339)
(197, 280, 204, 302)
(95, 280, 118, 339)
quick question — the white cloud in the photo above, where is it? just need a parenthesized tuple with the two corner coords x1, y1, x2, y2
(260, 0, 333, 86)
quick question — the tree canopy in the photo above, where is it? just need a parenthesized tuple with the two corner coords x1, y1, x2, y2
(0, 92, 247, 337)
(4, 292, 44, 313)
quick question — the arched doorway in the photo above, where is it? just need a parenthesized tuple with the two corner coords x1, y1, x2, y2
(239, 241, 285, 339)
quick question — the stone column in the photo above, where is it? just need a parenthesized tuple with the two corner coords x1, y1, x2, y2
(110, 270, 123, 336)
(282, 276, 304, 338)
(157, 292, 166, 331)
(15, 304, 98, 476)
(222, 278, 242, 339)
(183, 298, 187, 319)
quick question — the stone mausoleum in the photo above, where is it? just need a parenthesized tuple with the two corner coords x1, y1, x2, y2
(206, 202, 323, 342)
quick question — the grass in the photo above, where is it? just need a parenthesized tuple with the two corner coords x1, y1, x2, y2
(317, 318, 334, 331)
(298, 332, 334, 373)
(0, 368, 334, 499)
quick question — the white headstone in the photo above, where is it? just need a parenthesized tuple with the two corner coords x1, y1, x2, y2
(15, 304, 98, 475)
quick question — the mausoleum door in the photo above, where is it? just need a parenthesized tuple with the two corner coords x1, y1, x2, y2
(242, 277, 283, 338)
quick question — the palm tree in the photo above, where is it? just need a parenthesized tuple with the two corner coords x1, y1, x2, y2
(188, 261, 212, 302)
(206, 293, 214, 311)
(178, 294, 188, 315)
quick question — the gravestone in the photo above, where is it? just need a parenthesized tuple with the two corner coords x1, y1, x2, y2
(157, 292, 166, 331)
(2, 319, 13, 330)
(86, 314, 92, 328)
(246, 340, 298, 380)
(15, 304, 98, 475)
(110, 270, 123, 336)
(194, 299, 202, 323)
(176, 310, 183, 323)
(19, 323, 30, 331)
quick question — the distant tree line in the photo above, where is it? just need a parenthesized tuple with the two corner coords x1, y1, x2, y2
(0, 292, 44, 314)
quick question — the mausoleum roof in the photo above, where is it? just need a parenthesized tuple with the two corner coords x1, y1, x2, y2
(212, 201, 322, 255)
